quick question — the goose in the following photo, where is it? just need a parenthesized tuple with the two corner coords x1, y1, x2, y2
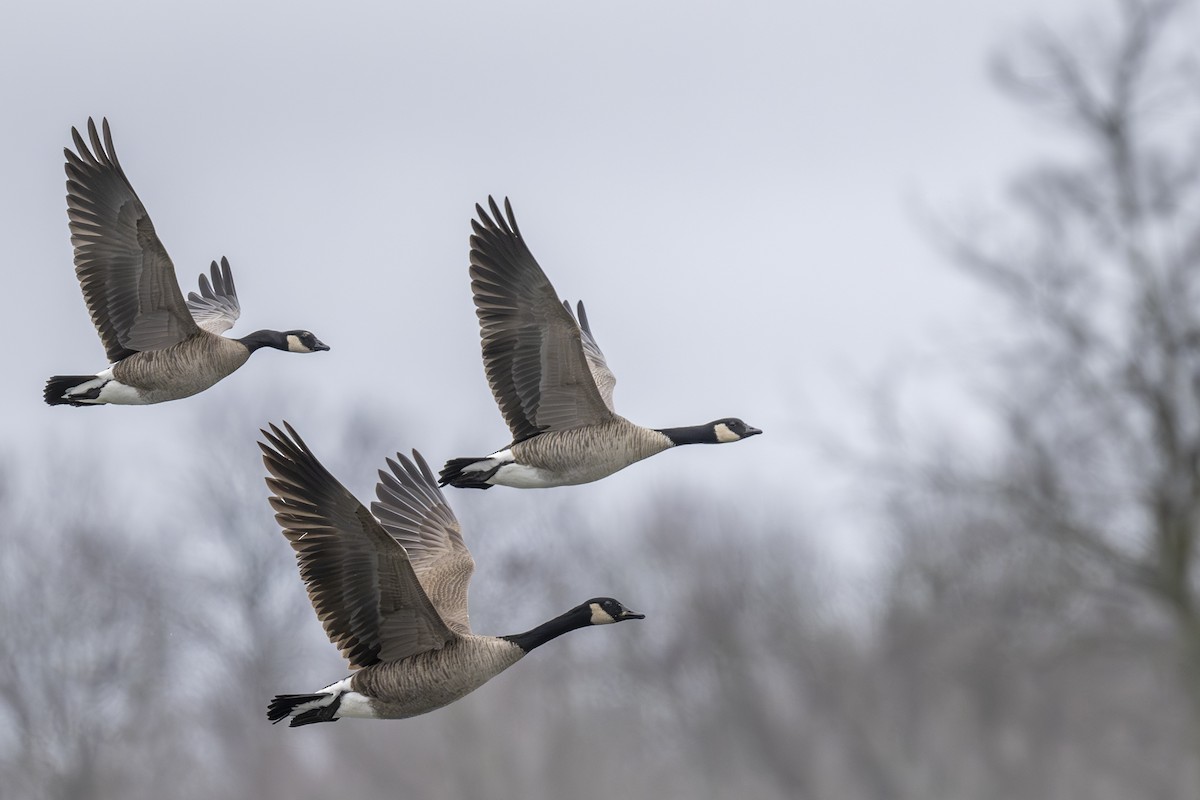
(43, 118, 328, 407)
(440, 197, 761, 489)
(259, 421, 644, 726)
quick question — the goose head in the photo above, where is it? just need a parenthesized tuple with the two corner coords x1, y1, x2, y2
(503, 596, 644, 652)
(283, 330, 331, 353)
(656, 418, 762, 446)
(711, 418, 762, 443)
(583, 597, 645, 625)
(239, 329, 331, 354)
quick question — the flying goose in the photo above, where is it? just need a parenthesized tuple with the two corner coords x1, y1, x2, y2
(260, 422, 644, 726)
(44, 118, 328, 407)
(440, 197, 761, 489)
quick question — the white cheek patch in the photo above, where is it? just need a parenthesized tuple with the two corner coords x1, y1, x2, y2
(714, 423, 739, 443)
(589, 602, 616, 625)
(286, 334, 311, 353)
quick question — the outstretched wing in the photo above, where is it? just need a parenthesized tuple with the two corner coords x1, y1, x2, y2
(371, 450, 475, 636)
(65, 117, 200, 362)
(468, 197, 616, 441)
(562, 299, 616, 413)
(186, 257, 241, 334)
(260, 423, 457, 669)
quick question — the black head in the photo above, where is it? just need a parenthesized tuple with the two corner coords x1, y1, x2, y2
(710, 418, 762, 443)
(281, 330, 330, 353)
(582, 597, 645, 625)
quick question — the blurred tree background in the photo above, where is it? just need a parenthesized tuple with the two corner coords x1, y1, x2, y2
(3, 0, 1200, 797)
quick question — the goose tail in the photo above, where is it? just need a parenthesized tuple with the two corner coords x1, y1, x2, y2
(44, 375, 105, 406)
(267, 692, 342, 727)
(439, 456, 498, 489)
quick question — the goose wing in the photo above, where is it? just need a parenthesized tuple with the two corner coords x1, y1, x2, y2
(562, 299, 616, 413)
(371, 450, 474, 636)
(186, 257, 241, 334)
(260, 423, 457, 669)
(469, 197, 616, 442)
(64, 118, 201, 363)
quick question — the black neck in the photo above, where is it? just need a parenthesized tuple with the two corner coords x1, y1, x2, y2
(655, 424, 716, 446)
(237, 329, 287, 353)
(501, 605, 591, 653)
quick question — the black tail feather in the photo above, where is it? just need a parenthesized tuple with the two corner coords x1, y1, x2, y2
(267, 693, 341, 726)
(291, 706, 341, 727)
(439, 457, 497, 489)
(44, 375, 101, 407)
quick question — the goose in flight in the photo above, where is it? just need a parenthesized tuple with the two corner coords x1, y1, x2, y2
(44, 118, 327, 407)
(260, 422, 643, 726)
(440, 197, 760, 489)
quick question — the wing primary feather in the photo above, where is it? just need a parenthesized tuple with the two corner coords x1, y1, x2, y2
(100, 118, 120, 171)
(576, 300, 592, 335)
(502, 196, 522, 238)
(219, 256, 236, 297)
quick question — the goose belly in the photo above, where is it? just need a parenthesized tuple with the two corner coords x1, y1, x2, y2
(503, 424, 673, 487)
(488, 452, 560, 488)
(349, 638, 523, 719)
(112, 339, 249, 403)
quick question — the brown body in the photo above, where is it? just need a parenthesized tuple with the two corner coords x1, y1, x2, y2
(108, 334, 251, 402)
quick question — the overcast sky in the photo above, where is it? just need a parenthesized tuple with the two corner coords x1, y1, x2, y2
(1, 0, 1097, 569)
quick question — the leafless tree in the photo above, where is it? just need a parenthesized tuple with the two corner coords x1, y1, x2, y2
(865, 487, 1193, 798)
(9, 404, 1199, 797)
(0, 457, 195, 800)
(878, 0, 1200, 779)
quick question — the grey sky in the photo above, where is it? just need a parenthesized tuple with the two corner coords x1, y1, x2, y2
(2, 0, 1090, 568)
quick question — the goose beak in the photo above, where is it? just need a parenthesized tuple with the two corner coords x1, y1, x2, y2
(313, 340, 331, 352)
(620, 609, 646, 620)
(744, 426, 762, 437)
